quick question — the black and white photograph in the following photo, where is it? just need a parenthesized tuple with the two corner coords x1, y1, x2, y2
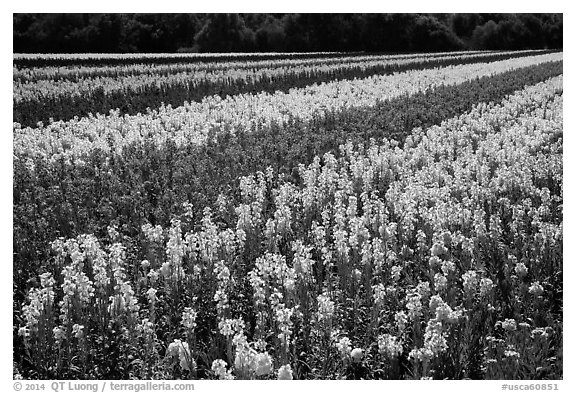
(7, 3, 570, 389)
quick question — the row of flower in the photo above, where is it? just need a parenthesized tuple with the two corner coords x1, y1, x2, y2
(17, 51, 509, 100)
(13, 51, 344, 67)
(13, 50, 552, 127)
(13, 60, 561, 324)
(16, 75, 563, 379)
(14, 52, 562, 164)
(13, 62, 562, 322)
(14, 50, 498, 82)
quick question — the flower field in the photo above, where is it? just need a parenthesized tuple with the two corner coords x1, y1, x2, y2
(13, 50, 554, 127)
(13, 50, 563, 380)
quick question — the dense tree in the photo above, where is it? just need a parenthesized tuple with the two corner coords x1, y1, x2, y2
(451, 13, 483, 39)
(409, 15, 464, 52)
(194, 14, 256, 52)
(13, 13, 562, 53)
(356, 14, 412, 52)
(255, 15, 287, 52)
(471, 14, 562, 50)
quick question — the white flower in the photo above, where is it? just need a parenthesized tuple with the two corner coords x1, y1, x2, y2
(218, 318, 245, 337)
(182, 307, 197, 330)
(211, 359, 235, 380)
(391, 265, 402, 281)
(18, 327, 30, 338)
(317, 293, 335, 322)
(167, 339, 194, 371)
(441, 260, 456, 275)
(462, 270, 479, 294)
(107, 225, 120, 240)
(431, 242, 447, 257)
(395, 311, 408, 332)
(423, 319, 447, 356)
(350, 347, 363, 363)
(531, 327, 550, 339)
(514, 262, 528, 278)
(72, 324, 84, 339)
(136, 318, 155, 336)
(429, 295, 461, 323)
(434, 273, 448, 292)
(501, 319, 517, 332)
(441, 231, 452, 246)
(53, 326, 66, 344)
(479, 278, 494, 297)
(335, 336, 352, 359)
(528, 281, 544, 296)
(160, 261, 171, 279)
(147, 288, 158, 303)
(277, 364, 293, 380)
(372, 283, 386, 307)
(409, 347, 434, 362)
(254, 352, 273, 376)
(147, 269, 159, 283)
(429, 256, 442, 269)
(406, 290, 423, 319)
(378, 334, 403, 358)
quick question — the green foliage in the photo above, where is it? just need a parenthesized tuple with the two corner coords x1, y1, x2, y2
(13, 13, 562, 55)
(472, 14, 563, 50)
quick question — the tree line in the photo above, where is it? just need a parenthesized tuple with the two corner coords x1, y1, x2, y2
(14, 13, 562, 54)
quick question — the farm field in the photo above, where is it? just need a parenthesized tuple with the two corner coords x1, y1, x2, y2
(13, 50, 563, 380)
